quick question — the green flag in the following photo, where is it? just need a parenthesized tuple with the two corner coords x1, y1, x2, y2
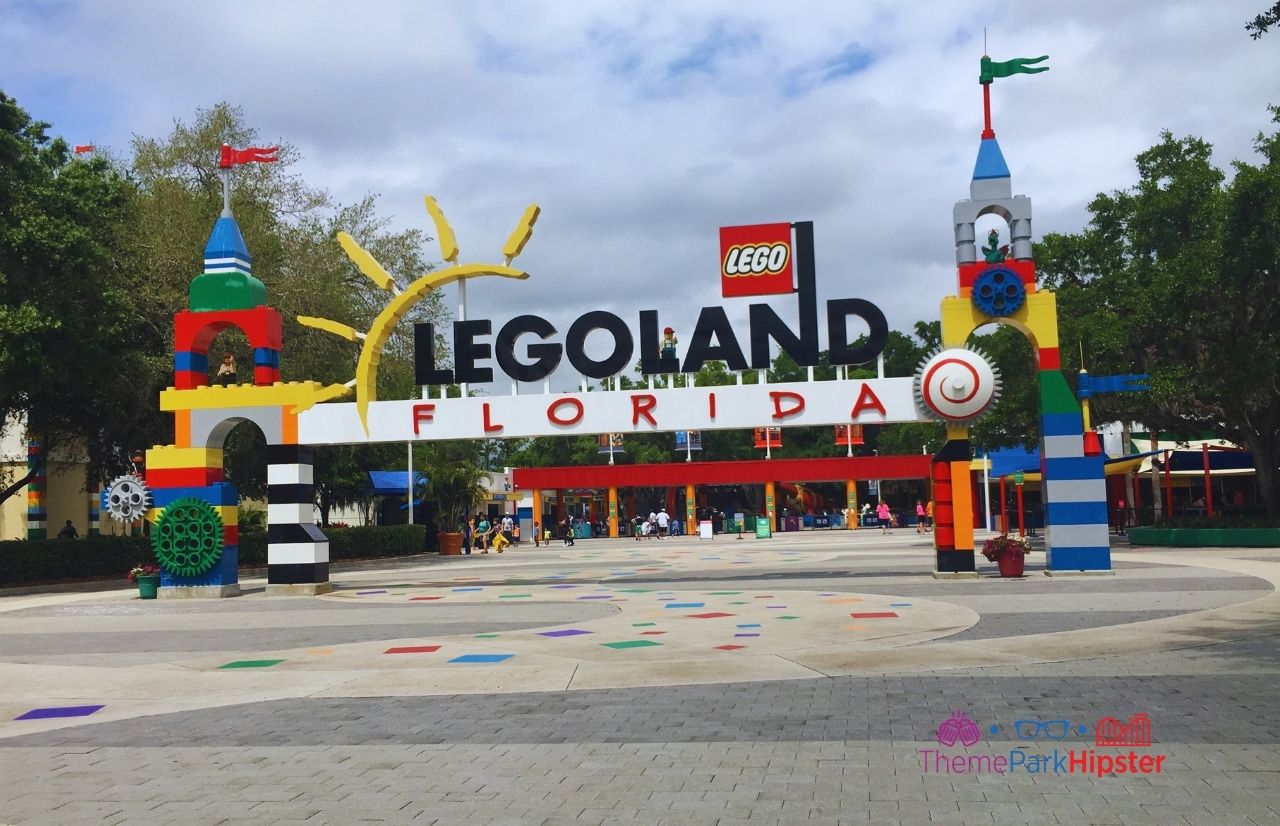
(979, 55, 1049, 84)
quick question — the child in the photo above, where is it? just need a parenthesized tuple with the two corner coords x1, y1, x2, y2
(492, 531, 510, 553)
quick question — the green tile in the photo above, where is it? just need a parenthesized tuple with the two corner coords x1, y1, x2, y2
(632, 622, 657, 627)
(777, 615, 800, 620)
(218, 659, 285, 669)
(730, 601, 749, 605)
(475, 633, 500, 639)
(616, 588, 653, 593)
(601, 640, 663, 650)
(499, 594, 532, 599)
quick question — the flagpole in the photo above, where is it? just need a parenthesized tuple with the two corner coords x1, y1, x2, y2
(981, 83, 994, 139)
(220, 168, 232, 217)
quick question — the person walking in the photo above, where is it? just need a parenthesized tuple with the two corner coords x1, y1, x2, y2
(562, 513, 576, 546)
(656, 507, 670, 539)
(876, 501, 892, 535)
(925, 499, 934, 532)
(916, 500, 926, 534)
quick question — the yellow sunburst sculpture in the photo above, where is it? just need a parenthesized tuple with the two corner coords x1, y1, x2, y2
(297, 197, 541, 434)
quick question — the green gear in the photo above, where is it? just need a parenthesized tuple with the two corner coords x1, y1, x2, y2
(152, 498, 224, 577)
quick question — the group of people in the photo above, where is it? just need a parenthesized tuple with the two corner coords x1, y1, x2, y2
(461, 512, 518, 554)
(632, 507, 672, 540)
(865, 499, 934, 535)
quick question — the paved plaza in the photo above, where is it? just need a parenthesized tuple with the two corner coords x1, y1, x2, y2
(3, 529, 1280, 825)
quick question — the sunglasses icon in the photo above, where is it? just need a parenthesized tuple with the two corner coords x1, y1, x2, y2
(1013, 719, 1070, 740)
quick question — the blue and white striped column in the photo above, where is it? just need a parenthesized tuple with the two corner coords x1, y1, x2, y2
(266, 444, 330, 590)
(1040, 372, 1111, 571)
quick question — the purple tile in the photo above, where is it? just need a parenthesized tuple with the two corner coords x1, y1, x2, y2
(734, 633, 761, 638)
(356, 589, 387, 595)
(548, 584, 579, 589)
(538, 629, 591, 638)
(577, 594, 612, 600)
(16, 705, 104, 721)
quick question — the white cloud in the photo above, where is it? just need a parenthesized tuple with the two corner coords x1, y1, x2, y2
(3, 0, 1276, 393)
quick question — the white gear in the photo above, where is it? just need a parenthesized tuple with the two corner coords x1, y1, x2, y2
(104, 474, 152, 523)
(913, 346, 1002, 424)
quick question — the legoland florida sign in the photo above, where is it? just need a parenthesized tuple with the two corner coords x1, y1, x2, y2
(289, 217, 943, 445)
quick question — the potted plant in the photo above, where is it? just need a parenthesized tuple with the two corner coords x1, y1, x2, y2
(981, 534, 1030, 578)
(128, 563, 161, 599)
(419, 443, 491, 555)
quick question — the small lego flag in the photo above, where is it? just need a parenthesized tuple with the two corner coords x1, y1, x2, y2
(74, 145, 95, 154)
(979, 55, 1049, 85)
(218, 144, 279, 169)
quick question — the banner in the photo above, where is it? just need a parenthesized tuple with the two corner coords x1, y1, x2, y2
(835, 424, 864, 446)
(597, 433, 625, 454)
(675, 430, 702, 451)
(720, 222, 794, 298)
(753, 426, 782, 449)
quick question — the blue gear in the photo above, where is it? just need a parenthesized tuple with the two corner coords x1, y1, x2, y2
(971, 267, 1026, 317)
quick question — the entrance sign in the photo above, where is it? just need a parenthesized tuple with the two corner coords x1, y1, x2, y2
(296, 378, 916, 445)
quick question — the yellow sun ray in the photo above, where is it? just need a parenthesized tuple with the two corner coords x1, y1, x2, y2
(502, 204, 541, 265)
(297, 315, 365, 343)
(424, 196, 460, 264)
(337, 231, 399, 294)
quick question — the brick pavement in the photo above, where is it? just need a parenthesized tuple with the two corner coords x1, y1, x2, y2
(2, 537, 1280, 825)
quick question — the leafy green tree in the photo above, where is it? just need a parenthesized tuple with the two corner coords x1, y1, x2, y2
(0, 92, 152, 504)
(1247, 2, 1280, 37)
(1038, 111, 1280, 515)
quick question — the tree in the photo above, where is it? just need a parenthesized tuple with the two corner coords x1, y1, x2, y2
(0, 91, 152, 505)
(1038, 111, 1280, 515)
(1247, 2, 1280, 37)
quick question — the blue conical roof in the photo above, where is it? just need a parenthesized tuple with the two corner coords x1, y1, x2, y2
(972, 137, 1011, 181)
(203, 216, 253, 266)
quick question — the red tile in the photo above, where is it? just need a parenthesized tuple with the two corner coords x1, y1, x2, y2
(384, 645, 441, 654)
(850, 612, 898, 619)
(410, 596, 443, 601)
(640, 631, 667, 636)
(715, 644, 746, 650)
(687, 612, 735, 619)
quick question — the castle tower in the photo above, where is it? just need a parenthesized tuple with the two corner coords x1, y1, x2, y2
(933, 54, 1112, 573)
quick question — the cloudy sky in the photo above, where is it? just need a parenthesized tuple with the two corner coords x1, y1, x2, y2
(4, 1, 1277, 391)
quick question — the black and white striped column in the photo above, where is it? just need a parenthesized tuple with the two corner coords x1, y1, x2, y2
(267, 444, 330, 589)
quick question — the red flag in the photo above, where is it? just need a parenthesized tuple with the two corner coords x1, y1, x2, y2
(74, 144, 95, 154)
(218, 143, 279, 168)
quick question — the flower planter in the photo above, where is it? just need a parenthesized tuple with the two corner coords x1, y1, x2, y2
(996, 555, 1025, 578)
(438, 532, 464, 555)
(136, 574, 160, 599)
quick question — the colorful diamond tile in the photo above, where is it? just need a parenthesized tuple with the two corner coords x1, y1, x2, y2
(601, 640, 662, 649)
(754, 595, 774, 599)
(688, 612, 735, 619)
(890, 602, 912, 607)
(385, 645, 441, 654)
(448, 654, 513, 664)
(578, 594, 612, 600)
(665, 602, 705, 609)
(707, 591, 743, 595)
(548, 584, 579, 589)
(538, 629, 591, 638)
(410, 596, 443, 601)
(632, 622, 657, 627)
(730, 601, 749, 605)
(766, 605, 786, 609)
(850, 612, 898, 619)
(617, 588, 652, 593)
(737, 623, 762, 628)
(452, 587, 482, 592)
(218, 659, 285, 669)
(714, 645, 746, 651)
(15, 705, 104, 721)
(640, 631, 666, 636)
(356, 590, 387, 595)
(777, 615, 800, 620)
(734, 633, 760, 638)
(475, 633, 500, 639)
(499, 594, 532, 599)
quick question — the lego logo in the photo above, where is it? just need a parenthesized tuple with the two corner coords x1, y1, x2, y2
(723, 243, 789, 277)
